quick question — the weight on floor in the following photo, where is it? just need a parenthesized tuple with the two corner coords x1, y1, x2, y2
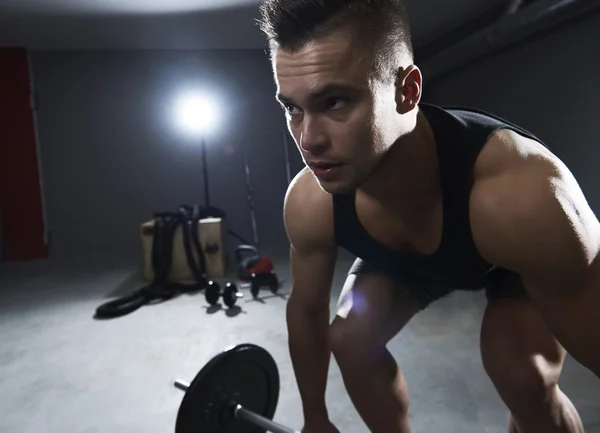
(205, 281, 244, 308)
(174, 344, 298, 433)
(250, 271, 280, 298)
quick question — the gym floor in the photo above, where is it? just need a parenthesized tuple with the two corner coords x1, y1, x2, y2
(1, 252, 599, 433)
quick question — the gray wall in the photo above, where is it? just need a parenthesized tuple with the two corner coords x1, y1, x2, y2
(424, 10, 600, 213)
(31, 50, 294, 261)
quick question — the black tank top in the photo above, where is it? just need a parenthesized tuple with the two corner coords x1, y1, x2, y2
(332, 103, 546, 290)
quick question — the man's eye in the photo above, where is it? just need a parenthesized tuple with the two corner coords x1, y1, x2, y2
(284, 104, 301, 115)
(326, 98, 347, 110)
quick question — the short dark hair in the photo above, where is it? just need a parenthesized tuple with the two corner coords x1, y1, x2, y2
(257, 0, 414, 82)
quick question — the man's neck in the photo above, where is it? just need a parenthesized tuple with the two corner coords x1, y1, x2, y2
(359, 109, 440, 209)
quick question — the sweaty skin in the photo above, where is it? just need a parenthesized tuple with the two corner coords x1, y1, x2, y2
(277, 23, 599, 433)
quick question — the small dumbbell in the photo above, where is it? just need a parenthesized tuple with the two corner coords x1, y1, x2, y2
(250, 272, 279, 298)
(205, 281, 243, 308)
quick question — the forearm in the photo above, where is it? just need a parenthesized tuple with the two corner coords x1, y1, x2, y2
(286, 301, 332, 422)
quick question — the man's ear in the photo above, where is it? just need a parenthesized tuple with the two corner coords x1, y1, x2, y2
(394, 65, 422, 114)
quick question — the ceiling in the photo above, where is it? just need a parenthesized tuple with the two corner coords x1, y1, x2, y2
(0, 0, 505, 50)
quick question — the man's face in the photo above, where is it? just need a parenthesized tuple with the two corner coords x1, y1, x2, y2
(273, 28, 403, 194)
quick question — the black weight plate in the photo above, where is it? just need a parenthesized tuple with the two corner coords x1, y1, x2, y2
(175, 344, 279, 433)
(250, 280, 260, 298)
(205, 281, 220, 305)
(223, 283, 238, 308)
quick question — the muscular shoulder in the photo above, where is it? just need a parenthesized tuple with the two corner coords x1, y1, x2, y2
(473, 129, 555, 177)
(471, 129, 563, 211)
(284, 167, 336, 251)
(470, 129, 599, 269)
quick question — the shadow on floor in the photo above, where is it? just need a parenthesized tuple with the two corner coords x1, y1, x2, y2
(104, 270, 147, 298)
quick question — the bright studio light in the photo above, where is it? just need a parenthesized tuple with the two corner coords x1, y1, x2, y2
(174, 92, 218, 136)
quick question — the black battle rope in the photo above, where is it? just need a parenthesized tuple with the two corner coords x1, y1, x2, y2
(94, 204, 251, 319)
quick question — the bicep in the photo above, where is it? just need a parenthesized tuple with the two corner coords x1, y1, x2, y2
(289, 244, 338, 308)
(283, 168, 337, 308)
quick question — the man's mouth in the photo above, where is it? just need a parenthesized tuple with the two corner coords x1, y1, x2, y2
(310, 162, 344, 179)
(310, 162, 343, 170)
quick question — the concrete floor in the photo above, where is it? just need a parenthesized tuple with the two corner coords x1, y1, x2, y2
(1, 252, 599, 433)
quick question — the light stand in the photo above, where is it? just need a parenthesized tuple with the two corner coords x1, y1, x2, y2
(174, 93, 216, 208)
(243, 150, 259, 245)
(201, 135, 211, 208)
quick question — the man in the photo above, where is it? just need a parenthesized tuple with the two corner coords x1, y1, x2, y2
(258, 1, 600, 432)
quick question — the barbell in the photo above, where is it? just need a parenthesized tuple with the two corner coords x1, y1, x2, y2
(174, 343, 299, 433)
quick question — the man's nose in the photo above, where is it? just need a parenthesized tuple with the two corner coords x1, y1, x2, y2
(297, 116, 329, 155)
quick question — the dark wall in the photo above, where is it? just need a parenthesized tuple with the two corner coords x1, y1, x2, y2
(424, 10, 600, 212)
(0, 48, 47, 262)
(30, 50, 294, 260)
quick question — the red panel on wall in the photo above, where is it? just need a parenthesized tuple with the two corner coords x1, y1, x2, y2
(0, 48, 47, 261)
